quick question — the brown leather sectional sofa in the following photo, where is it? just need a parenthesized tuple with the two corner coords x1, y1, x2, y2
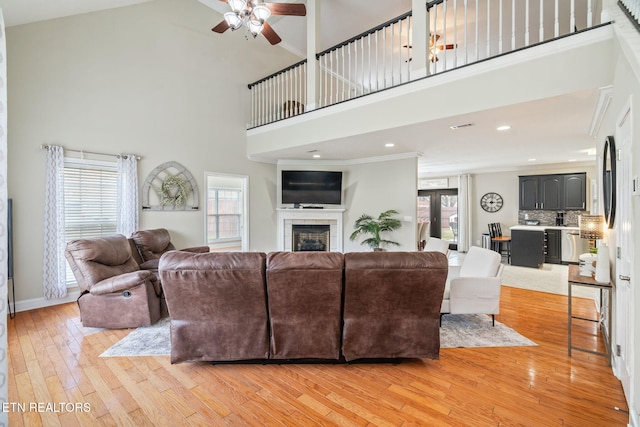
(159, 250, 448, 364)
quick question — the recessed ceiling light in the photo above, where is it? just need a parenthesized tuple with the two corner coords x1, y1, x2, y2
(385, 143, 395, 147)
(312, 154, 321, 158)
(450, 123, 474, 130)
(528, 158, 537, 162)
(568, 159, 577, 162)
(497, 125, 511, 131)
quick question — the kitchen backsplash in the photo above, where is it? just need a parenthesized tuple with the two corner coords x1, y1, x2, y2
(517, 210, 588, 227)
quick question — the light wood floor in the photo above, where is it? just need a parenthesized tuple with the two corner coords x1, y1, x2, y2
(8, 286, 629, 426)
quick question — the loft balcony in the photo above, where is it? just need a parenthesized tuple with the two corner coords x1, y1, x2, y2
(243, 0, 633, 173)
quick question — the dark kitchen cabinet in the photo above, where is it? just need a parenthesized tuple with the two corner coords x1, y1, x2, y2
(563, 173, 587, 210)
(519, 172, 586, 210)
(540, 175, 562, 210)
(545, 229, 562, 264)
(511, 229, 545, 268)
(519, 176, 539, 210)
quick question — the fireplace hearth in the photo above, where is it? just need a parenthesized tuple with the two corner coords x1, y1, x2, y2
(292, 225, 330, 252)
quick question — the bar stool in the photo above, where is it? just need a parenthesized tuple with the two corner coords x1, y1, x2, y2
(488, 223, 511, 264)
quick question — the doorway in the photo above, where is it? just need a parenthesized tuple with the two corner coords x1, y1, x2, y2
(418, 189, 458, 250)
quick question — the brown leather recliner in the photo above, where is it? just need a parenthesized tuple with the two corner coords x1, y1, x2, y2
(266, 251, 344, 360)
(159, 251, 269, 364)
(341, 251, 448, 361)
(131, 228, 209, 272)
(65, 235, 163, 329)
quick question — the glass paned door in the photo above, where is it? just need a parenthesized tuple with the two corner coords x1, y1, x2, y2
(418, 189, 458, 250)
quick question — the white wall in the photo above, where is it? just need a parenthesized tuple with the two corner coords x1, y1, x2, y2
(6, 0, 301, 303)
(594, 3, 640, 420)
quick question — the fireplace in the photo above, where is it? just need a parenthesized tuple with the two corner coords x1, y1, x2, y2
(292, 225, 330, 252)
(277, 208, 345, 252)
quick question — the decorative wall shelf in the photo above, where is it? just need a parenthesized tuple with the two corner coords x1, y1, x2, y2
(142, 161, 199, 211)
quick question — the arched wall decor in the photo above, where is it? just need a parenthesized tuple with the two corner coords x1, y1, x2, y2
(142, 161, 199, 211)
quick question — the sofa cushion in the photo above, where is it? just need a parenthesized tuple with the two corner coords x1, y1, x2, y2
(459, 246, 501, 278)
(266, 251, 344, 360)
(342, 251, 448, 361)
(65, 235, 140, 292)
(131, 228, 176, 261)
(159, 251, 269, 363)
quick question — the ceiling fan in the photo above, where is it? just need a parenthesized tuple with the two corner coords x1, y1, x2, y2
(404, 34, 456, 62)
(211, 0, 306, 46)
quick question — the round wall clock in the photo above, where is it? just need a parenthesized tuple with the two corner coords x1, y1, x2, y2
(480, 192, 504, 212)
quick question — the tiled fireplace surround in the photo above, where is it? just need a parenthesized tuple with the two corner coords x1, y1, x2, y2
(277, 208, 345, 252)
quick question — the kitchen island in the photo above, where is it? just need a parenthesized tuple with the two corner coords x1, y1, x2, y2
(510, 225, 585, 268)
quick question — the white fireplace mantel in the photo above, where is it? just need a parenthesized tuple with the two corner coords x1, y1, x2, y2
(277, 208, 345, 252)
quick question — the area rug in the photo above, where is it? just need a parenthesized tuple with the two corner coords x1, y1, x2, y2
(100, 314, 535, 357)
(440, 314, 536, 348)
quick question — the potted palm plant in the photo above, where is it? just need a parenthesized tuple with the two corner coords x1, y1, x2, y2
(349, 209, 402, 251)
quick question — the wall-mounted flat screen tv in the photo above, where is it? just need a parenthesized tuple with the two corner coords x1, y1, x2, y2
(282, 170, 342, 205)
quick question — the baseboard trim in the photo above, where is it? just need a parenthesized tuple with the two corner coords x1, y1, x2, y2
(13, 290, 81, 314)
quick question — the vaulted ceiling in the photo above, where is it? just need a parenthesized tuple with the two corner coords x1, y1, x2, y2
(0, 0, 607, 175)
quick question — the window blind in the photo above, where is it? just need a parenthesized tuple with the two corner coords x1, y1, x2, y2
(63, 158, 118, 286)
(206, 188, 241, 243)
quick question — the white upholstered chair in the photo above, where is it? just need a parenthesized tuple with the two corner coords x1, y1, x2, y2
(423, 237, 450, 257)
(440, 246, 504, 326)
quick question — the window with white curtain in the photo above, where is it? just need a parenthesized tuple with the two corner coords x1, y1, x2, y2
(63, 158, 118, 286)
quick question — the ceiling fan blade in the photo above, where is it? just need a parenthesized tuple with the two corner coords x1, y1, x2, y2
(212, 20, 230, 33)
(262, 21, 282, 45)
(266, 3, 306, 16)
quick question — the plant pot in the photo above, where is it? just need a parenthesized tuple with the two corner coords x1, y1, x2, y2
(373, 248, 386, 252)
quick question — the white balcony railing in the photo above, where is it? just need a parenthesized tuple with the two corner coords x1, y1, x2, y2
(247, 0, 604, 129)
(248, 60, 307, 127)
(317, 12, 413, 108)
(619, 0, 640, 27)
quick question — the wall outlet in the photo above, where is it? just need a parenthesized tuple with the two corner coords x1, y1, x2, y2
(404, 216, 412, 222)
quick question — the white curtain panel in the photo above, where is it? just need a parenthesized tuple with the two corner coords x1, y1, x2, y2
(117, 155, 139, 236)
(0, 8, 9, 425)
(42, 145, 67, 299)
(458, 174, 473, 252)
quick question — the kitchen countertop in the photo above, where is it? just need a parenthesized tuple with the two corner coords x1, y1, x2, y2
(510, 225, 579, 232)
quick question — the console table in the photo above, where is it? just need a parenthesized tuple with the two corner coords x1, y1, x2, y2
(568, 264, 612, 365)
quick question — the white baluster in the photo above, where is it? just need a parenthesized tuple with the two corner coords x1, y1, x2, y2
(405, 16, 410, 81)
(341, 46, 345, 101)
(511, 0, 516, 50)
(539, 0, 544, 43)
(570, 0, 576, 33)
(463, 0, 469, 65)
(443, 0, 447, 70)
(361, 37, 365, 93)
(587, 0, 593, 27)
(329, 52, 334, 105)
(525, 0, 530, 46)
(382, 26, 386, 88)
(498, 0, 503, 54)
(474, 0, 479, 62)
(486, 0, 491, 58)
(453, 0, 458, 69)
(554, 0, 559, 38)
(390, 24, 395, 86)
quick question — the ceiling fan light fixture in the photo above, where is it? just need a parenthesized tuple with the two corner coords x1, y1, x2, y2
(224, 12, 243, 30)
(248, 20, 264, 36)
(227, 0, 247, 14)
(252, 4, 271, 22)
